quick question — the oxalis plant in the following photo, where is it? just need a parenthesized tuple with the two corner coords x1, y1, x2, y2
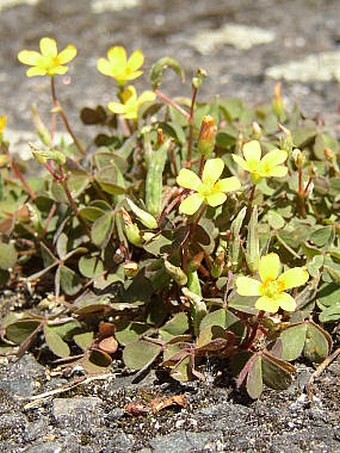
(0, 37, 339, 399)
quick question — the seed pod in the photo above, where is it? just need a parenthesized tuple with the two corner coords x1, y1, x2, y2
(182, 287, 207, 336)
(146, 140, 170, 217)
(164, 259, 187, 286)
(123, 261, 139, 278)
(198, 115, 217, 159)
(126, 198, 158, 230)
(246, 206, 260, 274)
(272, 81, 284, 120)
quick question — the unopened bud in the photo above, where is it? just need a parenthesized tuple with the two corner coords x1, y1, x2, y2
(278, 124, 293, 153)
(252, 122, 262, 140)
(126, 198, 158, 230)
(164, 259, 188, 286)
(157, 128, 166, 147)
(192, 67, 207, 90)
(120, 207, 143, 248)
(292, 148, 305, 168)
(198, 115, 217, 158)
(272, 82, 284, 119)
(211, 250, 225, 278)
(123, 261, 139, 278)
(324, 147, 334, 160)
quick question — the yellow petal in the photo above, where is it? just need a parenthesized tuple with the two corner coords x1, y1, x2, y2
(255, 296, 280, 313)
(108, 101, 126, 114)
(124, 70, 144, 81)
(17, 50, 42, 66)
(0, 115, 7, 133)
(232, 154, 250, 171)
(205, 192, 226, 207)
(40, 37, 57, 57)
(121, 85, 137, 103)
(49, 66, 69, 75)
(277, 268, 309, 290)
(26, 67, 47, 77)
(97, 58, 113, 76)
(216, 176, 241, 193)
(265, 166, 288, 177)
(275, 292, 296, 311)
(127, 49, 144, 71)
(261, 149, 287, 167)
(259, 253, 281, 282)
(202, 158, 224, 184)
(243, 140, 261, 164)
(57, 45, 77, 64)
(176, 168, 202, 190)
(108, 46, 127, 67)
(137, 90, 156, 106)
(236, 276, 262, 296)
(179, 193, 204, 215)
(123, 105, 138, 119)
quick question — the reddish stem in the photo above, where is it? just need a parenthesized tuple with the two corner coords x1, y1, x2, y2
(155, 89, 190, 121)
(187, 86, 198, 162)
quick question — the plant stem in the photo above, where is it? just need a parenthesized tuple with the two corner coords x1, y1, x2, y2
(158, 191, 187, 226)
(187, 85, 198, 162)
(242, 310, 264, 350)
(198, 154, 205, 178)
(50, 77, 86, 156)
(245, 184, 256, 223)
(297, 167, 307, 218)
(155, 89, 190, 121)
(181, 204, 207, 273)
(2, 143, 36, 199)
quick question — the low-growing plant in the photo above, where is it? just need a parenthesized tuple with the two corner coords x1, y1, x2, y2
(0, 37, 339, 398)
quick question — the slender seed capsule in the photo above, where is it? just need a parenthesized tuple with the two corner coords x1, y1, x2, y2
(164, 259, 188, 286)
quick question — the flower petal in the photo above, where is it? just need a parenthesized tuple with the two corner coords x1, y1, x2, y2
(49, 66, 69, 75)
(108, 46, 127, 67)
(17, 50, 42, 66)
(255, 296, 280, 313)
(206, 192, 227, 207)
(40, 37, 57, 57)
(277, 268, 309, 290)
(265, 166, 288, 177)
(259, 253, 281, 282)
(243, 140, 261, 164)
(202, 158, 224, 184)
(261, 149, 288, 167)
(236, 276, 262, 296)
(176, 168, 202, 190)
(26, 67, 47, 77)
(137, 90, 156, 106)
(124, 70, 143, 81)
(127, 49, 144, 71)
(121, 86, 137, 103)
(275, 292, 296, 311)
(179, 193, 203, 215)
(232, 154, 250, 171)
(216, 176, 241, 193)
(107, 101, 126, 114)
(97, 58, 113, 76)
(57, 45, 77, 64)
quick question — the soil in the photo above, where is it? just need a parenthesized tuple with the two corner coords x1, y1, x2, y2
(0, 0, 339, 452)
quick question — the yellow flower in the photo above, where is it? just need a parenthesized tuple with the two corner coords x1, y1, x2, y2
(236, 253, 309, 313)
(97, 46, 144, 86)
(17, 37, 77, 77)
(176, 158, 241, 215)
(108, 86, 156, 120)
(0, 115, 7, 134)
(232, 140, 288, 184)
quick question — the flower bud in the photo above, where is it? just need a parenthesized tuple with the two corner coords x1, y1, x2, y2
(198, 115, 217, 158)
(252, 121, 262, 140)
(278, 124, 293, 153)
(211, 250, 225, 278)
(120, 207, 143, 248)
(164, 259, 188, 286)
(126, 198, 158, 230)
(324, 147, 334, 160)
(123, 261, 139, 278)
(192, 67, 207, 90)
(157, 128, 166, 147)
(292, 148, 305, 169)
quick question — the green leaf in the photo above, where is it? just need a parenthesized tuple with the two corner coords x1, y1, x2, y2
(95, 164, 126, 195)
(309, 226, 334, 248)
(78, 255, 104, 278)
(44, 325, 70, 358)
(91, 212, 114, 249)
(246, 355, 263, 399)
(58, 265, 82, 296)
(246, 206, 260, 274)
(123, 339, 161, 370)
(319, 303, 340, 322)
(229, 207, 247, 269)
(170, 354, 192, 382)
(149, 57, 185, 90)
(74, 331, 94, 350)
(303, 323, 331, 362)
(267, 211, 285, 230)
(115, 322, 150, 346)
(159, 312, 189, 342)
(79, 207, 106, 222)
(0, 242, 17, 270)
(6, 319, 41, 344)
(280, 323, 307, 361)
(262, 354, 293, 391)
